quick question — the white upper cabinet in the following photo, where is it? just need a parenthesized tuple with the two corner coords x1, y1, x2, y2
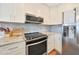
(0, 3, 25, 23)
(24, 4, 50, 25)
(24, 4, 46, 17)
(50, 7, 57, 24)
(49, 4, 79, 25)
(50, 6, 62, 25)
(12, 4, 25, 23)
(57, 6, 63, 24)
(24, 4, 37, 16)
(63, 9, 75, 25)
(0, 4, 12, 22)
(0, 3, 50, 24)
(39, 5, 50, 25)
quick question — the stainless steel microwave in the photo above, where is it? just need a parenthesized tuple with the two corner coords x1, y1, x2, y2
(25, 13, 43, 24)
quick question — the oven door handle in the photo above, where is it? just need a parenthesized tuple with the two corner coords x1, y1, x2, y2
(27, 39, 47, 46)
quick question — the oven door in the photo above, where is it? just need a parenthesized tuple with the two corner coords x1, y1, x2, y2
(26, 39, 47, 55)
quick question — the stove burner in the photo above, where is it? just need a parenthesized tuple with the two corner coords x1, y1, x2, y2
(24, 32, 47, 40)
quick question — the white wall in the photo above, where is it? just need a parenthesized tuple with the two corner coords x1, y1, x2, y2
(58, 3, 79, 23)
(49, 3, 79, 25)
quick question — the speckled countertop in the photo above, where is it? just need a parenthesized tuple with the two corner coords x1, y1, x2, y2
(0, 35, 25, 46)
(41, 32, 56, 36)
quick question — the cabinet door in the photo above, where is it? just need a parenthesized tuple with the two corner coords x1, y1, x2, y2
(50, 7, 58, 25)
(54, 33, 62, 54)
(63, 9, 75, 25)
(0, 41, 25, 55)
(24, 3, 37, 16)
(12, 4, 25, 23)
(42, 6, 50, 25)
(50, 6, 63, 25)
(34, 4, 50, 25)
(57, 6, 63, 24)
(48, 34, 55, 53)
(0, 4, 13, 22)
(24, 4, 44, 17)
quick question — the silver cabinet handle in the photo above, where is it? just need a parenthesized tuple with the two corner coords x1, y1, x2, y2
(8, 46, 18, 50)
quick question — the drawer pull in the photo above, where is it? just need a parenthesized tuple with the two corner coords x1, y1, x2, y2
(8, 46, 18, 50)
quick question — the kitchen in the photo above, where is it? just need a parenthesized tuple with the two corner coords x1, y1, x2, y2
(0, 3, 79, 55)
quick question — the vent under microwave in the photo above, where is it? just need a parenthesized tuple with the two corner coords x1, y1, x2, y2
(25, 14, 43, 24)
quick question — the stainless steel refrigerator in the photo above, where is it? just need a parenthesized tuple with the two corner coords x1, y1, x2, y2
(62, 8, 79, 55)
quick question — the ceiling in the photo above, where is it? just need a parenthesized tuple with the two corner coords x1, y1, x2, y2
(45, 3, 61, 7)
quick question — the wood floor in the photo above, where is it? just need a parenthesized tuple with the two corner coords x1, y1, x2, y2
(48, 49, 58, 55)
(62, 43, 79, 55)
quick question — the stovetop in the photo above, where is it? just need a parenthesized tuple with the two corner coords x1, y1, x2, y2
(24, 32, 47, 40)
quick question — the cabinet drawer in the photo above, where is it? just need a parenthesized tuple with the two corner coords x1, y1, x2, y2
(5, 48, 25, 55)
(0, 41, 25, 55)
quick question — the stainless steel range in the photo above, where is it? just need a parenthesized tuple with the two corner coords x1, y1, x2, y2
(24, 32, 48, 55)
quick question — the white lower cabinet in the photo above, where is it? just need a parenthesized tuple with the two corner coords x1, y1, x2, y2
(47, 33, 62, 54)
(0, 41, 25, 55)
(54, 33, 62, 54)
(47, 33, 55, 53)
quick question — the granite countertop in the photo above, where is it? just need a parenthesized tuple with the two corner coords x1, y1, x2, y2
(41, 32, 55, 36)
(0, 35, 25, 46)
